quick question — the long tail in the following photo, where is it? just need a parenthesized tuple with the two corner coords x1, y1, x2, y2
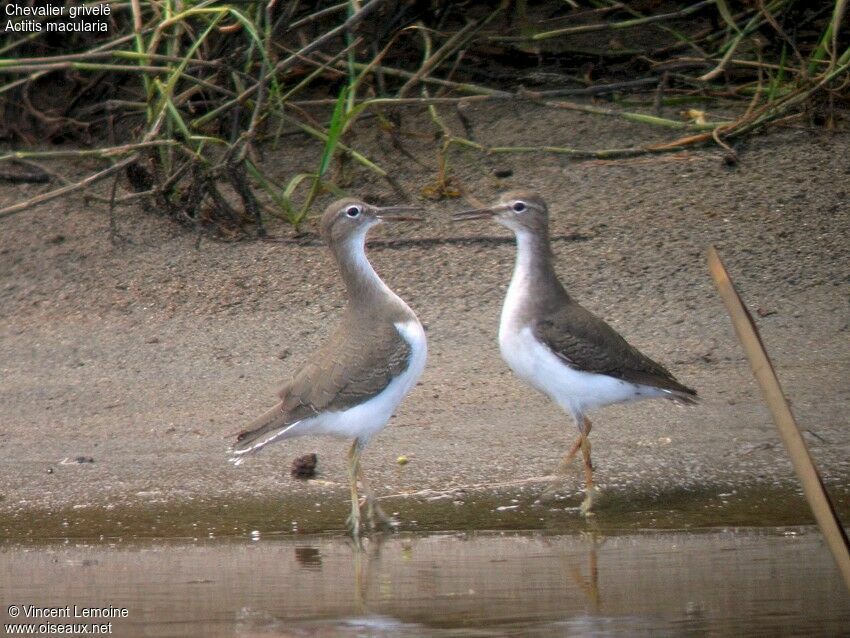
(228, 403, 299, 465)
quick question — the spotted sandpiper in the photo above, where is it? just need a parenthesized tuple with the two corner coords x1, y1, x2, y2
(230, 198, 427, 539)
(453, 191, 696, 514)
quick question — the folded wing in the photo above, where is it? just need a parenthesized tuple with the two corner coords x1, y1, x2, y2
(232, 318, 412, 455)
(533, 301, 697, 401)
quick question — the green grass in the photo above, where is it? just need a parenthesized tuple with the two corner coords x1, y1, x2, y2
(0, 1, 846, 230)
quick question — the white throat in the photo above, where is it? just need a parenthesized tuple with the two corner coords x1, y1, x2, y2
(337, 228, 402, 305)
(500, 229, 537, 336)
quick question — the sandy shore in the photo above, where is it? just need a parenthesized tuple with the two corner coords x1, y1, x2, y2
(1, 103, 848, 537)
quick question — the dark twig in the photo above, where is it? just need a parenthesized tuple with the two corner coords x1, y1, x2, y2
(534, 0, 717, 39)
(227, 157, 265, 237)
(0, 155, 139, 219)
(0, 161, 51, 183)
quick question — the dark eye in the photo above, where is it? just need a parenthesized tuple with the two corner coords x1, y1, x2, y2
(345, 205, 362, 218)
(512, 201, 527, 213)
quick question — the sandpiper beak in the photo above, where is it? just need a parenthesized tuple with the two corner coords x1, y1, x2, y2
(375, 205, 424, 223)
(451, 207, 497, 221)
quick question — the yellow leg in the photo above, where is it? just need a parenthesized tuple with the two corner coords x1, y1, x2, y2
(539, 435, 583, 499)
(579, 417, 596, 516)
(358, 468, 395, 531)
(540, 418, 593, 500)
(557, 435, 584, 473)
(347, 440, 362, 541)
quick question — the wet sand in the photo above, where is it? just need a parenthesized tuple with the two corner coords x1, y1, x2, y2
(0, 103, 848, 537)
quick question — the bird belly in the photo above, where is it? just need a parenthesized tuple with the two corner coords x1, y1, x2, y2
(295, 319, 427, 441)
(499, 325, 649, 418)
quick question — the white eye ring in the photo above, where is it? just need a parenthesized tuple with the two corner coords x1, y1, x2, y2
(512, 201, 527, 213)
(345, 205, 362, 218)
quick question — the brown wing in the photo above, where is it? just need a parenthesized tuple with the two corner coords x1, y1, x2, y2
(277, 317, 412, 420)
(533, 302, 696, 397)
(233, 317, 412, 450)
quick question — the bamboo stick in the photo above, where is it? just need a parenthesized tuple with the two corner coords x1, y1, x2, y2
(708, 246, 850, 593)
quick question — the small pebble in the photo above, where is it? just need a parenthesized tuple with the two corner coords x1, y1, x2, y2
(291, 453, 317, 479)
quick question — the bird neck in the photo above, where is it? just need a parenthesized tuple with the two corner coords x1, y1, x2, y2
(507, 228, 569, 317)
(332, 231, 398, 313)
(512, 228, 557, 292)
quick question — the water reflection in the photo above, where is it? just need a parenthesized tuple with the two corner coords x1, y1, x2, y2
(294, 545, 322, 570)
(564, 534, 600, 613)
(3, 529, 848, 636)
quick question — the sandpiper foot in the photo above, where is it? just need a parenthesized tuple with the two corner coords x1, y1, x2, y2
(347, 497, 362, 540)
(347, 440, 363, 541)
(539, 433, 585, 501)
(356, 452, 396, 532)
(366, 496, 396, 532)
(580, 487, 599, 517)
(579, 423, 595, 516)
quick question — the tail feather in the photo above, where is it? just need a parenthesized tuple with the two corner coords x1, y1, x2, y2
(228, 403, 298, 465)
(663, 387, 699, 405)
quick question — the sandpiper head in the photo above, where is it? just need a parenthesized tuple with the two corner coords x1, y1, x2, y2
(452, 191, 548, 235)
(320, 198, 423, 245)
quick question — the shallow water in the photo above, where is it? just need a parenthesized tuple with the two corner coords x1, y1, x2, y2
(7, 483, 849, 540)
(2, 528, 848, 637)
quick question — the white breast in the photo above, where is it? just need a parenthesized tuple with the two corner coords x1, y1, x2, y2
(292, 319, 427, 442)
(499, 324, 659, 422)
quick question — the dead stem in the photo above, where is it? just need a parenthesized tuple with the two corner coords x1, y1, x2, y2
(0, 0, 844, 230)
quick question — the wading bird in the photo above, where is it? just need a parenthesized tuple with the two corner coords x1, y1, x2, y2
(453, 192, 696, 514)
(230, 199, 427, 539)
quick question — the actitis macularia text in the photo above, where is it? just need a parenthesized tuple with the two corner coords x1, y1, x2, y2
(230, 198, 427, 539)
(453, 191, 696, 514)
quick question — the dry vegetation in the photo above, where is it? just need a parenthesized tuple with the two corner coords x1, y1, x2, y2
(0, 0, 847, 235)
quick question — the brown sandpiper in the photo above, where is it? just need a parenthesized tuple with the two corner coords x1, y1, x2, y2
(453, 191, 696, 514)
(230, 198, 427, 539)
